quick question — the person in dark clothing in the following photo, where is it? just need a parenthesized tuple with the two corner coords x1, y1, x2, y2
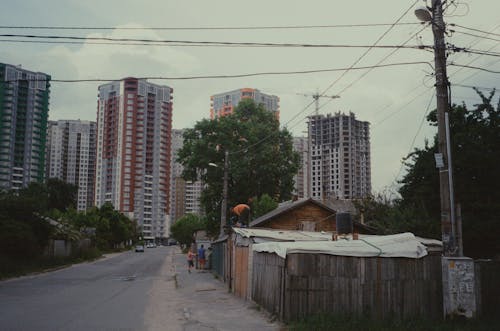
(197, 245, 206, 270)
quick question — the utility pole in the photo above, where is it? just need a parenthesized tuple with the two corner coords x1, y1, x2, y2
(220, 149, 229, 237)
(430, 0, 457, 256)
(417, 1, 476, 318)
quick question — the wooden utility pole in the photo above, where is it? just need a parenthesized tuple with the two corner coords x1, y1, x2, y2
(220, 149, 229, 237)
(431, 0, 457, 256)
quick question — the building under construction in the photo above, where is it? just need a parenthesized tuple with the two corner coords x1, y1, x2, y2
(308, 112, 371, 200)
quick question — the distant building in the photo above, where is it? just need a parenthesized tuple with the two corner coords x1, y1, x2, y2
(210, 88, 279, 120)
(292, 136, 309, 199)
(46, 120, 96, 211)
(308, 112, 371, 200)
(0, 63, 51, 191)
(95, 78, 173, 242)
(170, 129, 204, 224)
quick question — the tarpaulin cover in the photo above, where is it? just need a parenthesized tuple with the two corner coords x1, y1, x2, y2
(252, 232, 428, 259)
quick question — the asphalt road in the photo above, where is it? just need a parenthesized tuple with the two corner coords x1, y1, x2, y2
(0, 246, 172, 331)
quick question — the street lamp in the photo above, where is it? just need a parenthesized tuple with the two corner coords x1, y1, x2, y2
(209, 149, 229, 237)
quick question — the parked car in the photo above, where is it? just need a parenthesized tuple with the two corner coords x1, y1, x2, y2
(167, 239, 177, 246)
(135, 245, 144, 252)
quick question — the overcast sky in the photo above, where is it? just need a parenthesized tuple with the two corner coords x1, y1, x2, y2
(1, 0, 499, 194)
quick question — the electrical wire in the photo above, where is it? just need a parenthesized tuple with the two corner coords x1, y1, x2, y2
(336, 24, 429, 96)
(449, 23, 500, 38)
(449, 63, 500, 74)
(390, 91, 435, 188)
(451, 30, 500, 43)
(0, 22, 424, 31)
(3, 61, 434, 83)
(279, 0, 423, 136)
(0, 33, 431, 49)
(372, 86, 434, 128)
(317, 0, 421, 100)
(452, 83, 498, 91)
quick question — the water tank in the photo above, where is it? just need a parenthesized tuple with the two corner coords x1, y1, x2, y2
(336, 212, 353, 235)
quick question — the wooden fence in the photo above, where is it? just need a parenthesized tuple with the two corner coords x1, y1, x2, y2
(475, 260, 500, 317)
(252, 252, 443, 321)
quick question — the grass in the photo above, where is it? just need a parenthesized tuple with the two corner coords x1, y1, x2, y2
(288, 313, 500, 331)
(0, 248, 103, 280)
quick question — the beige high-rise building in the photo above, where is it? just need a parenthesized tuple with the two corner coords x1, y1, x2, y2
(292, 136, 309, 199)
(46, 120, 96, 211)
(210, 88, 279, 120)
(170, 129, 204, 225)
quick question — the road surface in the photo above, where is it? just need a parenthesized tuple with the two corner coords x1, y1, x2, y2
(0, 246, 280, 331)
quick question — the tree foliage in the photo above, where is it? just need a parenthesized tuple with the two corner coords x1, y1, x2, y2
(251, 194, 279, 219)
(361, 89, 500, 258)
(170, 214, 206, 248)
(177, 99, 300, 236)
(0, 182, 138, 261)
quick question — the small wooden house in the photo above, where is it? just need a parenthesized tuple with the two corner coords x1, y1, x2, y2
(249, 198, 373, 234)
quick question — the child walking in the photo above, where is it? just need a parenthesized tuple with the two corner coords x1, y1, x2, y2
(187, 248, 195, 273)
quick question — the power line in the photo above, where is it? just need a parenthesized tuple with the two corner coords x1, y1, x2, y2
(317, 0, 421, 99)
(372, 86, 434, 128)
(336, 24, 429, 96)
(459, 48, 500, 58)
(391, 92, 435, 187)
(0, 22, 423, 31)
(279, 0, 424, 150)
(0, 39, 313, 48)
(451, 30, 500, 43)
(449, 63, 500, 74)
(0, 33, 431, 49)
(449, 23, 500, 38)
(4, 61, 434, 83)
(452, 83, 498, 91)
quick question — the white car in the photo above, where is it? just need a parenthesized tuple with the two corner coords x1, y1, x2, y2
(135, 245, 145, 252)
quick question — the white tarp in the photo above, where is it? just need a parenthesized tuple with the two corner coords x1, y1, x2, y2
(252, 232, 428, 259)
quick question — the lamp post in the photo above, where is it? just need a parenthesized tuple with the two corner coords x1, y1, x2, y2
(209, 149, 229, 238)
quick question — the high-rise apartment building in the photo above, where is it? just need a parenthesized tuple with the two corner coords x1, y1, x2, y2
(170, 129, 204, 225)
(308, 112, 371, 200)
(0, 63, 51, 190)
(210, 88, 279, 119)
(46, 120, 96, 211)
(95, 78, 173, 242)
(292, 136, 309, 199)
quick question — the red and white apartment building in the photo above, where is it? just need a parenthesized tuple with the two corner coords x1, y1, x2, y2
(95, 78, 173, 242)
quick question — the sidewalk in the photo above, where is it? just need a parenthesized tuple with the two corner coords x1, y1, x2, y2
(145, 246, 283, 331)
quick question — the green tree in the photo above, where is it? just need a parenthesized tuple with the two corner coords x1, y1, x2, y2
(0, 188, 52, 259)
(251, 194, 279, 219)
(170, 214, 206, 248)
(46, 178, 78, 212)
(178, 99, 300, 236)
(397, 89, 500, 258)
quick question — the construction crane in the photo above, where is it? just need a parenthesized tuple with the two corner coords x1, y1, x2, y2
(297, 92, 340, 115)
